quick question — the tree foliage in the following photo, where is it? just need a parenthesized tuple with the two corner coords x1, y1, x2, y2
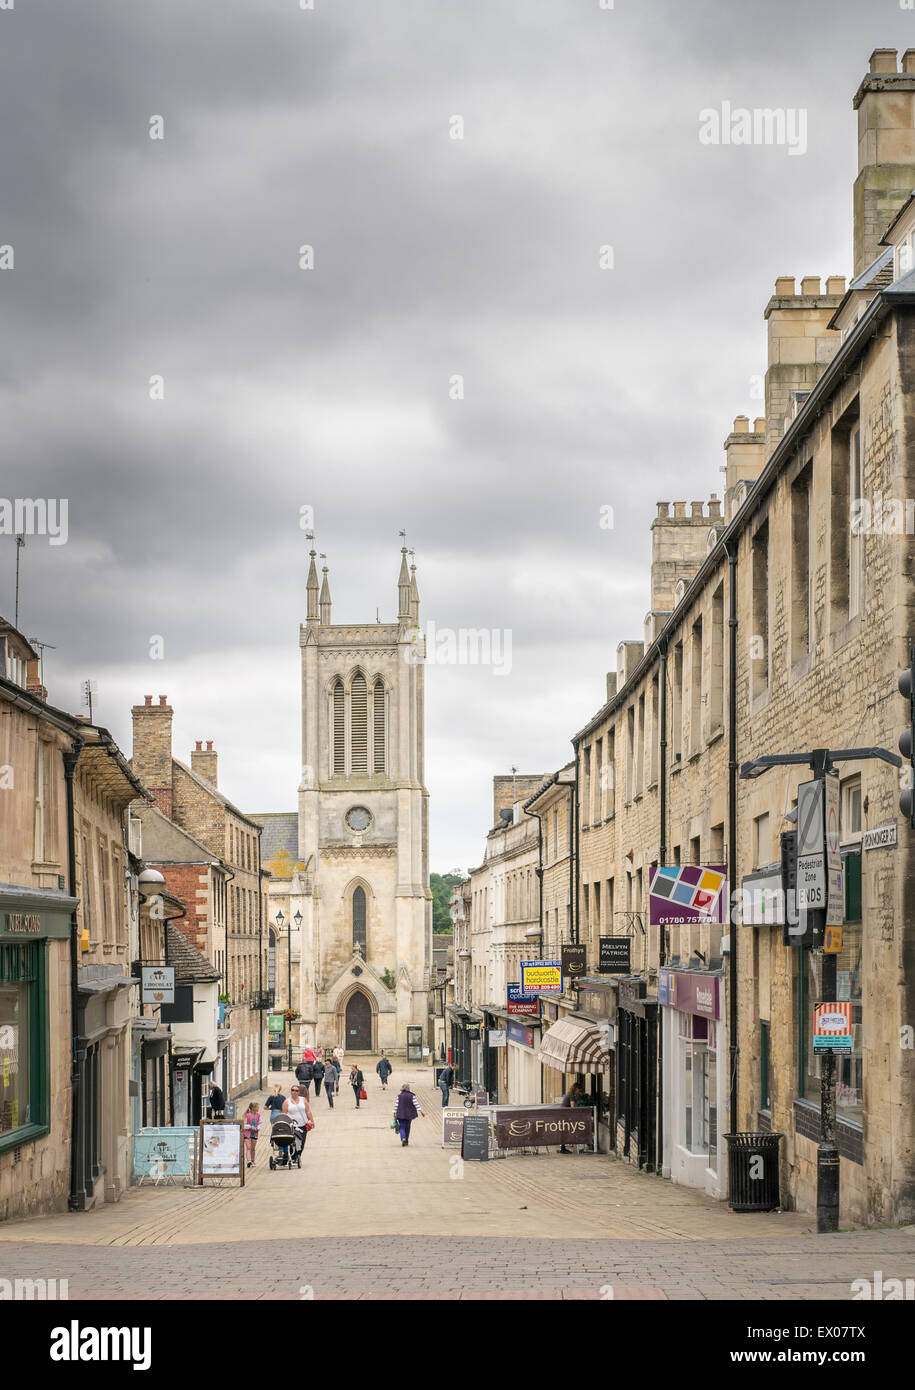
(430, 870, 464, 933)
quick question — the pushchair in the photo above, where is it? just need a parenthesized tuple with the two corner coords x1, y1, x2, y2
(269, 1114, 302, 1170)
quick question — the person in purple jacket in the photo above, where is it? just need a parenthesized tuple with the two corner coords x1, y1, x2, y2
(393, 1084, 425, 1146)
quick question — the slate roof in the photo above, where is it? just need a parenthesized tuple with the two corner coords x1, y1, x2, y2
(166, 921, 220, 984)
(248, 812, 298, 863)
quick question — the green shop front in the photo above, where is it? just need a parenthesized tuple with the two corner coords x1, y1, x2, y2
(0, 885, 76, 1219)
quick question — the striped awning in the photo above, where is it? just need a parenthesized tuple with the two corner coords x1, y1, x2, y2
(537, 1017, 610, 1074)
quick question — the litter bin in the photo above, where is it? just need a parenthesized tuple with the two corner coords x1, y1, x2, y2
(724, 1132, 782, 1211)
(270, 1054, 282, 1072)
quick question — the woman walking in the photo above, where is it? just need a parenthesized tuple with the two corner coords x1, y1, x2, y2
(243, 1101, 261, 1168)
(375, 1053, 392, 1090)
(282, 1085, 315, 1166)
(264, 1082, 286, 1126)
(323, 1060, 337, 1108)
(393, 1084, 425, 1146)
(349, 1063, 365, 1108)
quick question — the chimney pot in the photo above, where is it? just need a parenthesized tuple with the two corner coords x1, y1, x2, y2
(869, 48, 898, 75)
(159, 695, 167, 707)
(825, 275, 846, 295)
(903, 49, 915, 75)
(195, 740, 202, 751)
(774, 275, 796, 297)
(656, 501, 670, 518)
(690, 500, 705, 518)
(800, 275, 821, 296)
(206, 740, 213, 751)
(144, 695, 152, 707)
(673, 501, 687, 517)
(753, 416, 765, 434)
(733, 415, 750, 433)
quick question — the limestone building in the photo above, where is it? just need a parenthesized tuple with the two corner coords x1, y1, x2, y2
(253, 549, 432, 1057)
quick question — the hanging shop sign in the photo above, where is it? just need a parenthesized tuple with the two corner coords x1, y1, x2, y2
(813, 1001, 853, 1053)
(599, 936, 631, 973)
(659, 970, 720, 1019)
(560, 945, 587, 978)
(492, 1105, 594, 1150)
(141, 966, 175, 1005)
(488, 1029, 506, 1047)
(507, 983, 538, 1016)
(739, 868, 783, 927)
(520, 959, 562, 993)
(648, 865, 727, 926)
(466, 1024, 481, 1041)
(506, 1020, 536, 1048)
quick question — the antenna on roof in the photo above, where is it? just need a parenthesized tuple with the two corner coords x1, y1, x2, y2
(82, 679, 97, 723)
(14, 535, 24, 628)
(29, 638, 56, 685)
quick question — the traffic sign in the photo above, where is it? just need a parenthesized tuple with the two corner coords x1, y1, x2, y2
(824, 925, 843, 954)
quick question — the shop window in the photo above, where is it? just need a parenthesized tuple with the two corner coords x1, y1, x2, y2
(0, 941, 48, 1149)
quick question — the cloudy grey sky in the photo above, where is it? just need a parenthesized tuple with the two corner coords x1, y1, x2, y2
(0, 0, 903, 869)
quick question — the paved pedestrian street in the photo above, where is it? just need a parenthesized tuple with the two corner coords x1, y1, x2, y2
(1, 1063, 913, 1300)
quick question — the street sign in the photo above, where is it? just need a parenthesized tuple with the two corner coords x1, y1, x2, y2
(141, 966, 175, 1005)
(825, 774, 844, 929)
(824, 925, 843, 954)
(488, 1029, 506, 1047)
(520, 959, 562, 993)
(863, 823, 897, 851)
(813, 1001, 853, 1052)
(797, 778, 824, 856)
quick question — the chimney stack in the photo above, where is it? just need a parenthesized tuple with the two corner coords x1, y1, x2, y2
(853, 49, 915, 277)
(650, 499, 715, 613)
(723, 415, 766, 520)
(131, 695, 174, 817)
(763, 276, 843, 458)
(191, 739, 218, 787)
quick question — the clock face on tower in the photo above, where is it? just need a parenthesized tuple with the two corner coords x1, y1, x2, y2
(345, 806, 373, 834)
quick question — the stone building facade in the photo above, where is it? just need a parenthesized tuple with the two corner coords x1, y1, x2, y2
(256, 550, 432, 1058)
(130, 697, 266, 1101)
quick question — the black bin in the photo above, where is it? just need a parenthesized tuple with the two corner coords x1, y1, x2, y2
(724, 1132, 782, 1211)
(270, 1054, 282, 1072)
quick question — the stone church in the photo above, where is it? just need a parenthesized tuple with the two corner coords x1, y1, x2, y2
(252, 549, 432, 1057)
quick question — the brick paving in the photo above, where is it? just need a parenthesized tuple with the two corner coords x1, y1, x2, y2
(1, 1061, 913, 1299)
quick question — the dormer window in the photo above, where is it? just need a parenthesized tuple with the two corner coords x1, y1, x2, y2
(898, 241, 912, 277)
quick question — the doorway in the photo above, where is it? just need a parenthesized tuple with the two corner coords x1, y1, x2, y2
(345, 990, 372, 1050)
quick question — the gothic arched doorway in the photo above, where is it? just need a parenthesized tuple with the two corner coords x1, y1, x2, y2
(345, 990, 373, 1050)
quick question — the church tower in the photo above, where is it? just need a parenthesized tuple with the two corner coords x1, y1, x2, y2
(294, 547, 432, 1054)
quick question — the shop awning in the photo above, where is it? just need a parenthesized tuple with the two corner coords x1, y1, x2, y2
(538, 1017, 610, 1074)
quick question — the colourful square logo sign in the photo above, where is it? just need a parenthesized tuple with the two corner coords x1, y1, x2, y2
(648, 865, 726, 926)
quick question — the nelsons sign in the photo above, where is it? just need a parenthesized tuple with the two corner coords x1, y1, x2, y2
(493, 1105, 594, 1150)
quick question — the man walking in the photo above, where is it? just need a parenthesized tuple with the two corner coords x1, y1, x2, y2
(208, 1081, 225, 1118)
(323, 1060, 336, 1108)
(295, 1052, 314, 1099)
(438, 1061, 454, 1107)
(312, 1055, 325, 1098)
(376, 1053, 392, 1090)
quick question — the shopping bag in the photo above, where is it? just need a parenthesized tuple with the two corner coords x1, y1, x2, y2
(359, 1087, 368, 1100)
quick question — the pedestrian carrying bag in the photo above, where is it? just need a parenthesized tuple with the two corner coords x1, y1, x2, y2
(359, 1087, 368, 1100)
(391, 1116, 399, 1131)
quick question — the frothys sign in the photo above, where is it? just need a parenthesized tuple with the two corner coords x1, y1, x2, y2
(493, 1105, 594, 1150)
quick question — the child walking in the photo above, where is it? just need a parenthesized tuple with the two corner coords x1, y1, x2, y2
(244, 1101, 261, 1168)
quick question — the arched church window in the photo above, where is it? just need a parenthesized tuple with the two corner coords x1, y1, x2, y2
(353, 885, 367, 954)
(332, 680, 344, 774)
(373, 679, 385, 773)
(351, 673, 368, 773)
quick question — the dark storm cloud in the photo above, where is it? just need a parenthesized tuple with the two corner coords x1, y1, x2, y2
(0, 0, 900, 865)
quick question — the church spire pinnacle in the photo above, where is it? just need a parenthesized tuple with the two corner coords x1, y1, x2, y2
(397, 546, 411, 620)
(410, 559, 419, 625)
(319, 562, 332, 625)
(306, 548, 319, 621)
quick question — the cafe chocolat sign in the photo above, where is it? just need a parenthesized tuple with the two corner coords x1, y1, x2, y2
(493, 1106, 593, 1150)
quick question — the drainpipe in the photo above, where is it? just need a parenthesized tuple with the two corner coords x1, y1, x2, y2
(657, 638, 668, 1175)
(726, 538, 739, 1135)
(64, 738, 84, 1212)
(527, 804, 544, 1103)
(572, 752, 580, 947)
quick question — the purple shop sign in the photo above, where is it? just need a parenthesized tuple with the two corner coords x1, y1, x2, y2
(648, 864, 727, 927)
(662, 970, 720, 1019)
